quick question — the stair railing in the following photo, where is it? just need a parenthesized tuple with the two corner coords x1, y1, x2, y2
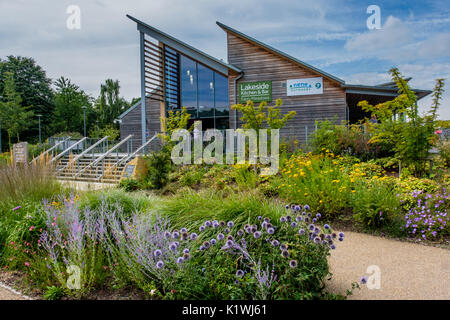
(56, 136, 109, 174)
(50, 137, 87, 164)
(31, 138, 70, 164)
(74, 135, 133, 179)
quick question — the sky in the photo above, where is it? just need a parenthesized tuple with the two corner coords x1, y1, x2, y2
(0, 0, 449, 119)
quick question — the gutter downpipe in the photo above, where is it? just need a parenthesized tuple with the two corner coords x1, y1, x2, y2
(233, 72, 244, 130)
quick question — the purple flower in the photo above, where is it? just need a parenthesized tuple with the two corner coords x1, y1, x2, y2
(237, 229, 244, 237)
(289, 260, 298, 268)
(299, 229, 306, 235)
(153, 249, 162, 257)
(271, 239, 280, 247)
(285, 205, 290, 209)
(180, 228, 187, 233)
(338, 237, 344, 242)
(164, 231, 171, 239)
(308, 224, 315, 231)
(360, 276, 368, 284)
(172, 231, 180, 239)
(280, 216, 287, 223)
(316, 213, 321, 218)
(169, 242, 177, 251)
(183, 253, 190, 260)
(199, 226, 205, 232)
(313, 218, 317, 223)
(330, 244, 336, 250)
(258, 216, 262, 220)
(210, 238, 216, 245)
(203, 241, 211, 249)
(156, 260, 164, 269)
(176, 257, 184, 264)
(304, 205, 310, 211)
(313, 237, 321, 244)
(339, 232, 345, 238)
(236, 269, 244, 277)
(296, 216, 303, 222)
(183, 248, 190, 254)
(267, 227, 275, 235)
(324, 224, 330, 230)
(226, 240, 234, 247)
(281, 250, 289, 258)
(12, 206, 21, 211)
(205, 220, 212, 227)
(280, 244, 287, 251)
(227, 221, 234, 228)
(217, 233, 225, 240)
(291, 222, 298, 228)
(253, 231, 262, 239)
(263, 218, 270, 223)
(190, 233, 198, 240)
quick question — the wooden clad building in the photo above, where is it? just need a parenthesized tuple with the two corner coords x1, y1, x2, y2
(120, 15, 431, 150)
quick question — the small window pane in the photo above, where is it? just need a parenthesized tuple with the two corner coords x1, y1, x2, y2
(198, 64, 214, 118)
(214, 72, 229, 117)
(180, 55, 197, 117)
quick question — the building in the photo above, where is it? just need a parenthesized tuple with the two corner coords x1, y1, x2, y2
(119, 15, 431, 150)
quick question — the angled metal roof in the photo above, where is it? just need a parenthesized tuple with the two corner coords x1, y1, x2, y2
(216, 21, 345, 84)
(376, 77, 412, 88)
(127, 15, 242, 76)
(343, 83, 432, 99)
(118, 99, 142, 120)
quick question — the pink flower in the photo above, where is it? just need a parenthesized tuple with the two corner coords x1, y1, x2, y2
(10, 241, 15, 245)
(52, 222, 56, 227)
(12, 206, 21, 211)
(24, 262, 30, 267)
(435, 129, 442, 135)
(29, 226, 35, 231)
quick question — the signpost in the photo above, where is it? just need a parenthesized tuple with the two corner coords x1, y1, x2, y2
(13, 142, 28, 165)
(239, 81, 272, 103)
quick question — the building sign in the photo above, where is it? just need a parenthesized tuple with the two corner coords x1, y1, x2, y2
(13, 142, 28, 165)
(239, 81, 272, 103)
(123, 164, 136, 178)
(286, 77, 323, 96)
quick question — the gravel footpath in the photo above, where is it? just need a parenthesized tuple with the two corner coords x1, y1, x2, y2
(0, 283, 26, 300)
(327, 231, 450, 299)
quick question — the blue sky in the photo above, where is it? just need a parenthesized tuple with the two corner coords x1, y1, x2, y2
(0, 0, 449, 118)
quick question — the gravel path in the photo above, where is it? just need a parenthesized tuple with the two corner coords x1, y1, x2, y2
(0, 283, 26, 300)
(327, 231, 450, 299)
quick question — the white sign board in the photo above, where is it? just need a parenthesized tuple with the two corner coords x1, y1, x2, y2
(286, 77, 323, 96)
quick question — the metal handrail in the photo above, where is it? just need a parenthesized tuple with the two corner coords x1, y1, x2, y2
(31, 138, 69, 164)
(105, 133, 158, 174)
(50, 137, 87, 164)
(74, 135, 133, 178)
(57, 136, 109, 173)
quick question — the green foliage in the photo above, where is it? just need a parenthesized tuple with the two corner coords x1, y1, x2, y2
(52, 131, 83, 139)
(160, 107, 192, 146)
(145, 148, 173, 189)
(89, 124, 120, 141)
(52, 77, 93, 135)
(43, 286, 65, 300)
(358, 68, 445, 176)
(232, 98, 296, 133)
(119, 178, 140, 192)
(28, 142, 52, 158)
(96, 79, 129, 129)
(0, 71, 34, 145)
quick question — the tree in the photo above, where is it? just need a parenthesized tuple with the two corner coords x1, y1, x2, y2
(52, 77, 93, 134)
(0, 56, 54, 141)
(358, 68, 445, 176)
(96, 79, 129, 128)
(0, 72, 34, 146)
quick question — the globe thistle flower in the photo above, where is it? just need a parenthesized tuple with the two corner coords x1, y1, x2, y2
(304, 205, 310, 211)
(339, 232, 345, 238)
(253, 231, 262, 239)
(308, 224, 315, 231)
(322, 240, 328, 245)
(210, 238, 216, 245)
(360, 276, 368, 284)
(266, 223, 273, 229)
(319, 234, 325, 240)
(212, 221, 219, 228)
(181, 232, 188, 240)
(261, 221, 267, 229)
(156, 260, 164, 269)
(236, 269, 245, 277)
(174, 241, 179, 247)
(307, 213, 312, 218)
(190, 233, 198, 240)
(281, 250, 289, 258)
(305, 217, 310, 223)
(314, 227, 320, 234)
(263, 217, 270, 223)
(183, 248, 190, 254)
(296, 216, 303, 222)
(271, 239, 280, 247)
(203, 241, 211, 249)
(324, 224, 330, 230)
(280, 244, 287, 251)
(169, 242, 177, 251)
(172, 230, 180, 239)
(224, 228, 230, 234)
(325, 234, 332, 240)
(280, 216, 287, 223)
(331, 232, 337, 239)
(295, 205, 302, 211)
(312, 218, 317, 223)
(285, 205, 290, 209)
(153, 249, 162, 257)
(227, 221, 234, 228)
(330, 244, 336, 250)
(328, 240, 334, 246)
(219, 221, 226, 227)
(302, 211, 306, 216)
(316, 213, 322, 218)
(199, 226, 205, 232)
(299, 229, 306, 235)
(226, 235, 234, 241)
(289, 260, 298, 268)
(258, 216, 262, 220)
(204, 220, 212, 227)
(226, 240, 234, 247)
(313, 237, 321, 244)
(267, 227, 275, 235)
(180, 228, 187, 233)
(183, 253, 190, 260)
(250, 225, 257, 233)
(217, 233, 225, 241)
(199, 245, 205, 250)
(237, 229, 244, 237)
(291, 222, 298, 228)
(176, 257, 184, 264)
(338, 237, 344, 242)
(164, 231, 171, 239)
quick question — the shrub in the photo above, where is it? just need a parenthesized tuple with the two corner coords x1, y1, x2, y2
(119, 178, 140, 192)
(145, 147, 173, 189)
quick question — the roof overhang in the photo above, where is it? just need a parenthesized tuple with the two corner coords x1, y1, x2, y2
(344, 84, 432, 100)
(127, 15, 242, 76)
(216, 21, 345, 85)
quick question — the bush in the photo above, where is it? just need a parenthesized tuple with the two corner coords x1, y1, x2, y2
(119, 178, 140, 192)
(145, 147, 173, 189)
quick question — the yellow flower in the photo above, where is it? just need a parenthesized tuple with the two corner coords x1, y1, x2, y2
(351, 190, 356, 193)
(293, 174, 298, 178)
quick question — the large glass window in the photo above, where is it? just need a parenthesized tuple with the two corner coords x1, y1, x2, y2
(198, 64, 214, 118)
(214, 73, 229, 118)
(178, 53, 229, 129)
(180, 55, 197, 117)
